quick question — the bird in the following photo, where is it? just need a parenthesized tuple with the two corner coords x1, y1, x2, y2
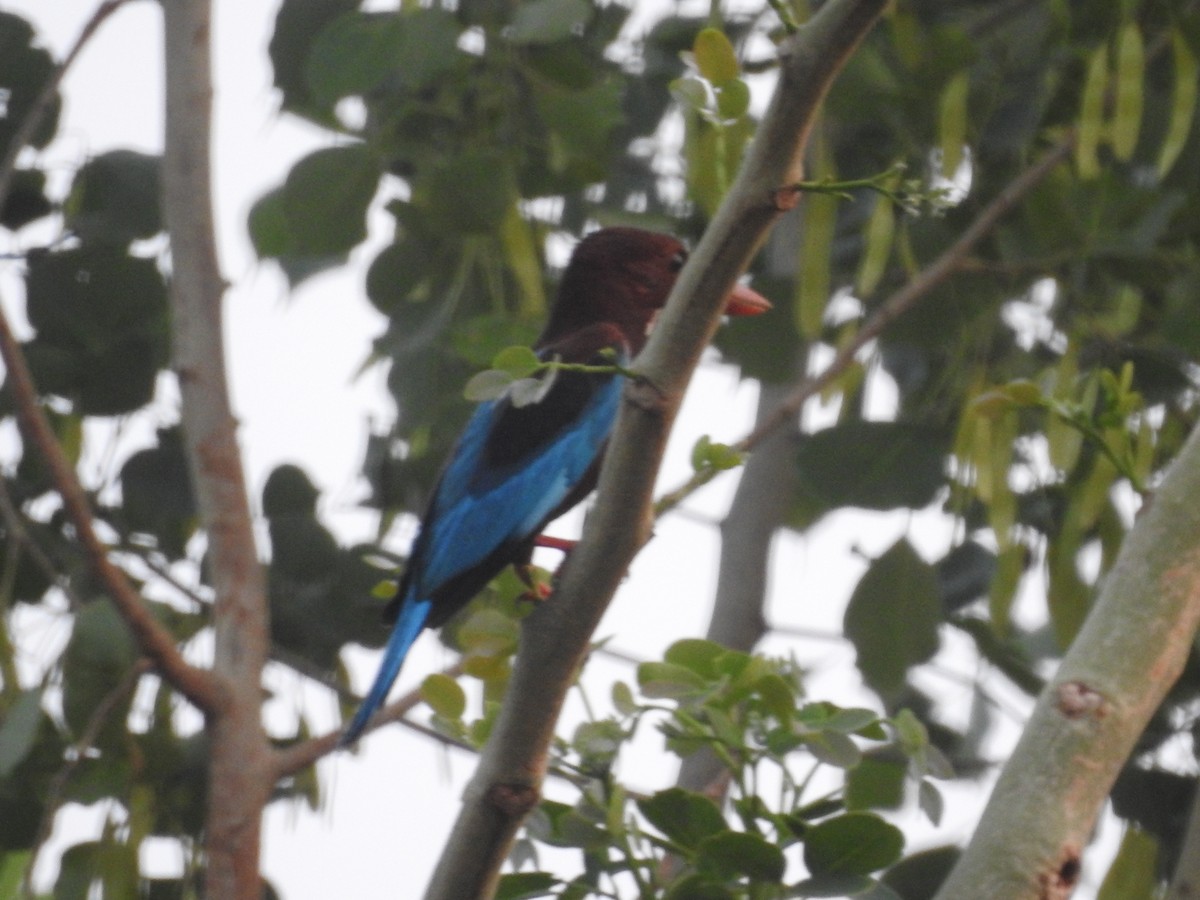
(342, 227, 770, 743)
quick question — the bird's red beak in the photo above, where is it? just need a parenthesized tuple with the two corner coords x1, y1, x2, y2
(722, 283, 772, 317)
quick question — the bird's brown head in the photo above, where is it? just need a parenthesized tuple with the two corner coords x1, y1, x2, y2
(541, 227, 770, 355)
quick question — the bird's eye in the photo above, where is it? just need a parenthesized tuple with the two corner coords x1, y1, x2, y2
(668, 250, 688, 273)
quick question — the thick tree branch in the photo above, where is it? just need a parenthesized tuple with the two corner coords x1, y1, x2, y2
(161, 0, 271, 896)
(934, 424, 1200, 898)
(423, 3, 888, 897)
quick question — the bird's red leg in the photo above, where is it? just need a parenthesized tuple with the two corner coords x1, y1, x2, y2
(534, 534, 577, 553)
(513, 534, 577, 602)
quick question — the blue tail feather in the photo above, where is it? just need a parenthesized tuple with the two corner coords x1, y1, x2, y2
(341, 597, 433, 745)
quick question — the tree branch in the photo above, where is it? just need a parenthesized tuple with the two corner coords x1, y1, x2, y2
(934, 424, 1200, 898)
(272, 661, 468, 779)
(0, 0, 221, 714)
(0, 0, 142, 212)
(655, 135, 1076, 514)
(161, 0, 271, 895)
(0, 298, 223, 712)
(423, 3, 889, 897)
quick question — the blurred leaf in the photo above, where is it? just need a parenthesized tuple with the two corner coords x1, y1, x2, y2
(65, 150, 162, 245)
(693, 29, 739, 83)
(804, 812, 904, 876)
(1110, 23, 1143, 162)
(305, 9, 461, 106)
(1157, 30, 1198, 178)
(1, 168, 52, 230)
(421, 673, 467, 719)
(637, 661, 707, 698)
(696, 831, 785, 883)
(494, 872, 559, 900)
(844, 540, 941, 697)
(795, 421, 948, 517)
(62, 600, 138, 740)
(268, 0, 360, 117)
(881, 846, 960, 900)
(0, 12, 60, 159)
(508, 0, 593, 46)
(938, 71, 969, 179)
(1096, 827, 1157, 900)
(846, 754, 906, 812)
(637, 788, 726, 850)
(1076, 44, 1108, 179)
(0, 689, 43, 778)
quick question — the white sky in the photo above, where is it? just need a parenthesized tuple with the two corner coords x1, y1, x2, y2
(0, 1, 1127, 897)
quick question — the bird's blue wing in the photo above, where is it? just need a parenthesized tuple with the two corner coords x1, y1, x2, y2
(413, 368, 622, 597)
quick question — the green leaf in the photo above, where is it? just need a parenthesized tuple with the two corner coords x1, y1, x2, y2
(844, 540, 941, 696)
(1076, 44, 1108, 179)
(65, 150, 162, 245)
(494, 872, 559, 900)
(0, 851, 30, 899)
(637, 788, 727, 850)
(305, 10, 462, 106)
(1096, 827, 1157, 900)
(803, 812, 904, 876)
(283, 144, 379, 256)
(663, 875, 735, 900)
(0, 12, 60, 159)
(696, 830, 785, 883)
(918, 779, 944, 825)
(1157, 30, 1199, 178)
(421, 673, 466, 719)
(693, 28, 739, 83)
(0, 688, 44, 777)
(691, 436, 745, 474)
(62, 600, 139, 740)
(507, 0, 594, 45)
(268, 0, 361, 115)
(492, 346, 541, 378)
(846, 754, 906, 811)
(416, 150, 516, 235)
(804, 731, 862, 769)
(664, 638, 725, 679)
(611, 681, 638, 716)
(715, 79, 750, 121)
(790, 874, 878, 897)
(1110, 22, 1144, 161)
(26, 247, 168, 354)
(797, 191, 836, 338)
(637, 661, 708, 698)
(938, 71, 969, 180)
(855, 194, 895, 297)
(795, 421, 948, 517)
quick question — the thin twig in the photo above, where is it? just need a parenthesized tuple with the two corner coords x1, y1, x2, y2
(21, 659, 150, 899)
(273, 660, 468, 778)
(0, 0, 142, 213)
(0, 477, 83, 608)
(655, 136, 1076, 515)
(0, 306, 223, 712)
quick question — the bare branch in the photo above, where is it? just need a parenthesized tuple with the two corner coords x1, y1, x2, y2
(273, 661, 468, 779)
(934, 424, 1200, 897)
(655, 135, 1076, 514)
(161, 0, 271, 894)
(423, 3, 889, 897)
(0, 307, 223, 711)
